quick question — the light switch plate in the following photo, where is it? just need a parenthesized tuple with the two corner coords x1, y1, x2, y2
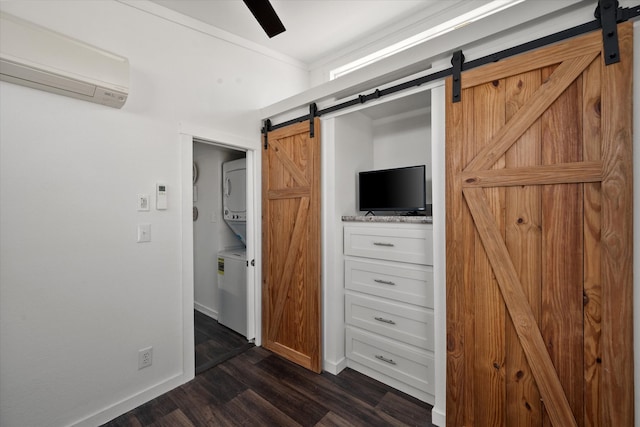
(137, 194, 150, 211)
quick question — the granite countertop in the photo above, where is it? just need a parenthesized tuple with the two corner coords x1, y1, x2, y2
(341, 215, 432, 224)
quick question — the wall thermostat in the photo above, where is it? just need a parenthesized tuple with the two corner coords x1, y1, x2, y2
(156, 183, 167, 210)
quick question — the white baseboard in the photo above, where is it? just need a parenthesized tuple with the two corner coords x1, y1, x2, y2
(323, 356, 347, 375)
(70, 371, 193, 427)
(194, 301, 217, 319)
(432, 406, 445, 426)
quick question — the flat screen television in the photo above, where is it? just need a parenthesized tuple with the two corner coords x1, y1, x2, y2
(358, 165, 427, 214)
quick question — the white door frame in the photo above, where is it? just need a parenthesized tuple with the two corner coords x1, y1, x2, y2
(179, 122, 262, 377)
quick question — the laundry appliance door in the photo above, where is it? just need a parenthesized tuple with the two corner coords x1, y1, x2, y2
(223, 161, 246, 221)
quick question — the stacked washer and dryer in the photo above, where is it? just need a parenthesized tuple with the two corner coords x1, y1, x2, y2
(217, 158, 247, 337)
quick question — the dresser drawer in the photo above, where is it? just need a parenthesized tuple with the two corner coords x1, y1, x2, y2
(344, 224, 432, 265)
(346, 292, 434, 350)
(345, 258, 433, 307)
(346, 327, 434, 394)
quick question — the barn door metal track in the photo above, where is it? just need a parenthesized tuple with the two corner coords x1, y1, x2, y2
(263, 1, 640, 132)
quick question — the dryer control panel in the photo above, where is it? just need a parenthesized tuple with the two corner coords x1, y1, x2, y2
(224, 209, 246, 221)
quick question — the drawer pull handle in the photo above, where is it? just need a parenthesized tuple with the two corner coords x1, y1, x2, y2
(373, 242, 395, 247)
(374, 316, 396, 325)
(374, 279, 396, 286)
(375, 354, 397, 365)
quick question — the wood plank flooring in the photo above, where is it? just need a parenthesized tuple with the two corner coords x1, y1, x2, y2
(194, 310, 253, 375)
(103, 346, 434, 426)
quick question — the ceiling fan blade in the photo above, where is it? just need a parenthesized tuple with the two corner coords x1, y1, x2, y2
(242, 0, 286, 38)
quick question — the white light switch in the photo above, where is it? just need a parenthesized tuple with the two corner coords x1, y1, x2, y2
(137, 194, 150, 211)
(137, 224, 151, 243)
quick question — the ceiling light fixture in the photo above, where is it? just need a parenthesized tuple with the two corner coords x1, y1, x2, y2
(330, 0, 526, 80)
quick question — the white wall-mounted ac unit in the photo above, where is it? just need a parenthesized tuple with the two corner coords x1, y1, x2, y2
(0, 12, 129, 109)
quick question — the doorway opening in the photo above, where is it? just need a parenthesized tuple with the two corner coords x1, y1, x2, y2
(193, 140, 249, 374)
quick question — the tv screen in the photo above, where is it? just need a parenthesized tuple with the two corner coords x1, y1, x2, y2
(358, 165, 426, 213)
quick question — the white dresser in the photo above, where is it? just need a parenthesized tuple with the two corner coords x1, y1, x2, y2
(343, 219, 435, 404)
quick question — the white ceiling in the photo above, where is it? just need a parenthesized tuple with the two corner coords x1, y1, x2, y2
(149, 0, 451, 66)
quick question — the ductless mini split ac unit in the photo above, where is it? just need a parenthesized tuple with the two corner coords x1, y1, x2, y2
(0, 12, 129, 109)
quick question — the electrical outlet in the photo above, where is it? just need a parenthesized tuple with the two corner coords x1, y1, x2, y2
(138, 346, 153, 370)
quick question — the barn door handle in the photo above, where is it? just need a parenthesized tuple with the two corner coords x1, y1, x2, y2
(374, 279, 396, 286)
(373, 242, 394, 247)
(374, 316, 396, 325)
(375, 355, 397, 365)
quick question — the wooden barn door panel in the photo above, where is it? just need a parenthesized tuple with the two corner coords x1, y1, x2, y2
(262, 119, 322, 373)
(446, 23, 633, 427)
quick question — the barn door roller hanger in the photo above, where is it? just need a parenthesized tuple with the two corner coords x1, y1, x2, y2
(451, 50, 465, 104)
(309, 103, 318, 138)
(262, 119, 271, 150)
(597, 0, 621, 64)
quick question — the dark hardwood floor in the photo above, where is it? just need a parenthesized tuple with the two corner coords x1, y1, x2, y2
(103, 345, 434, 426)
(194, 310, 253, 375)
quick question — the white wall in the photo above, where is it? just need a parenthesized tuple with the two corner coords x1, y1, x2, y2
(0, 1, 308, 426)
(372, 109, 432, 203)
(372, 111, 430, 170)
(430, 81, 447, 427)
(335, 112, 375, 217)
(321, 111, 374, 374)
(192, 143, 244, 318)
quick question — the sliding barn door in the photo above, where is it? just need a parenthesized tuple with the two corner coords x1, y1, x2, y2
(262, 119, 322, 373)
(446, 24, 633, 426)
